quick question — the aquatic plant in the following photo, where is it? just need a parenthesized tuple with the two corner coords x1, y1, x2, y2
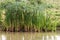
(0, 0, 59, 32)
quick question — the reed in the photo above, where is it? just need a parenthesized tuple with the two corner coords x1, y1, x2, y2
(0, 0, 59, 32)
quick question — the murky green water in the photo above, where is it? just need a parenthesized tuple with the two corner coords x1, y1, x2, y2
(0, 32, 60, 40)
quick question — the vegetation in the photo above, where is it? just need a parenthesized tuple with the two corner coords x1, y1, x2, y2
(0, 0, 59, 32)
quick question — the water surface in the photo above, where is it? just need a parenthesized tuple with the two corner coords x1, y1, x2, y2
(0, 32, 60, 40)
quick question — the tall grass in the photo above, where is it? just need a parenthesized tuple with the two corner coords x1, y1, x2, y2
(0, 0, 58, 32)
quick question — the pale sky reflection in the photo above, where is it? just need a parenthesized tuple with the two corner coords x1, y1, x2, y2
(1, 35, 6, 40)
(0, 34, 60, 40)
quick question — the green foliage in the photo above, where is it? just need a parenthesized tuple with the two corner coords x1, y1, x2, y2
(0, 0, 59, 32)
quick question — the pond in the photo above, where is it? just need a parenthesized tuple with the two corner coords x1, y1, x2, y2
(0, 32, 60, 40)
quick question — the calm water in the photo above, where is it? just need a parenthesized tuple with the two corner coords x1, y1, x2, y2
(0, 32, 60, 40)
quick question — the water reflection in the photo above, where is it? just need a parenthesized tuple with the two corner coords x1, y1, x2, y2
(46, 35, 49, 40)
(0, 32, 60, 40)
(42, 36, 44, 40)
(55, 36, 60, 40)
(1, 35, 6, 40)
(22, 36, 24, 40)
(51, 36, 54, 40)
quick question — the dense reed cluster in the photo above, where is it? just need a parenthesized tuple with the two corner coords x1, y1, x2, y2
(0, 0, 59, 32)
